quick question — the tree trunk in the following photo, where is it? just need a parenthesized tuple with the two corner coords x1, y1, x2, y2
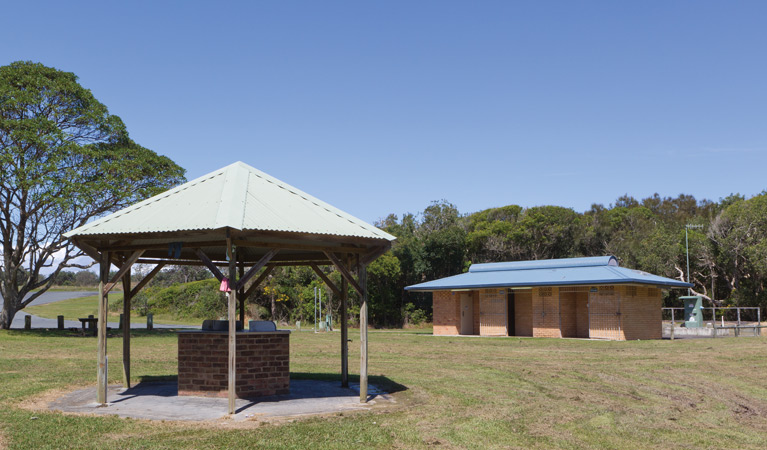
(270, 293, 276, 320)
(0, 291, 19, 329)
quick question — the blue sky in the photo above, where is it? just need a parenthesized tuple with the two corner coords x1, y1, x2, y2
(3, 1, 766, 224)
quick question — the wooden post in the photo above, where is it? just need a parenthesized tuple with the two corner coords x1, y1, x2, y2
(57, 315, 64, 330)
(97, 251, 109, 405)
(341, 257, 349, 388)
(359, 264, 368, 403)
(736, 307, 741, 337)
(238, 260, 245, 327)
(122, 268, 132, 388)
(758, 308, 762, 337)
(24, 315, 31, 330)
(712, 307, 717, 338)
(147, 313, 153, 331)
(227, 233, 237, 415)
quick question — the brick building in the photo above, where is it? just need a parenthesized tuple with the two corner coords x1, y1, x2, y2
(405, 256, 691, 341)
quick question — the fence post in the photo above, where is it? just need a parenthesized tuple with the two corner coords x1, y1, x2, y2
(736, 308, 741, 337)
(24, 315, 31, 330)
(57, 315, 64, 330)
(670, 309, 675, 341)
(147, 313, 153, 331)
(758, 308, 762, 337)
(712, 307, 717, 338)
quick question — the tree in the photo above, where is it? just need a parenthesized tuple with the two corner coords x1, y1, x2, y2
(0, 61, 185, 328)
(710, 193, 767, 307)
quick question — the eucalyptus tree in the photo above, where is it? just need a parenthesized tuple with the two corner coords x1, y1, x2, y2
(0, 61, 185, 328)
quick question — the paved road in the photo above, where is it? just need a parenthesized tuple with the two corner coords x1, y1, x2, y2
(1, 290, 197, 330)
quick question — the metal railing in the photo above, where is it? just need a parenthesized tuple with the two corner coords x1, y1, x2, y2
(662, 307, 763, 339)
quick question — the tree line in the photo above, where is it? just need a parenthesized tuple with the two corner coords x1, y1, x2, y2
(50, 191, 766, 328)
(366, 191, 767, 327)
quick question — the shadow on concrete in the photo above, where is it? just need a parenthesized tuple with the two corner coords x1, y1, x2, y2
(50, 376, 402, 421)
(122, 372, 407, 404)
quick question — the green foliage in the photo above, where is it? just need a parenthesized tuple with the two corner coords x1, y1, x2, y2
(132, 279, 225, 319)
(403, 302, 427, 325)
(711, 193, 767, 307)
(368, 252, 403, 327)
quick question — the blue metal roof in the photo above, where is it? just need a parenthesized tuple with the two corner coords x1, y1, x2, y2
(405, 256, 692, 291)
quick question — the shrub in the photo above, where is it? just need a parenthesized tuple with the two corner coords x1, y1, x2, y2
(131, 279, 226, 319)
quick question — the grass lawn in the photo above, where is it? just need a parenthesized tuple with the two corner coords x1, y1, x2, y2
(0, 329, 766, 449)
(25, 294, 201, 326)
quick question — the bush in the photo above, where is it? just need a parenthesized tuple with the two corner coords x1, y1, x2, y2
(132, 279, 226, 319)
(404, 303, 428, 326)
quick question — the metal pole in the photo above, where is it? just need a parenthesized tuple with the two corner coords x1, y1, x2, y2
(685, 226, 691, 296)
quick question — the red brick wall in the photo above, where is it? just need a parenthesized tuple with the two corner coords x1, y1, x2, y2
(620, 286, 662, 340)
(178, 332, 289, 398)
(430, 284, 664, 340)
(433, 290, 460, 335)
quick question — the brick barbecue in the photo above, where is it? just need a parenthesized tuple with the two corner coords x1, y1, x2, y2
(177, 330, 290, 398)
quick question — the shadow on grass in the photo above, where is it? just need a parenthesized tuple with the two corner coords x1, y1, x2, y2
(290, 372, 408, 397)
(138, 374, 178, 383)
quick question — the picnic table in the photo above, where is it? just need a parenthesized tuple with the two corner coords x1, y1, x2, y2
(78, 317, 98, 336)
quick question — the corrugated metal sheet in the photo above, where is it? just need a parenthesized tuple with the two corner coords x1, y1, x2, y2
(405, 256, 692, 291)
(64, 162, 395, 241)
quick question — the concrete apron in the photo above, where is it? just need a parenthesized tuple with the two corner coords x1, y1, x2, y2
(49, 380, 391, 421)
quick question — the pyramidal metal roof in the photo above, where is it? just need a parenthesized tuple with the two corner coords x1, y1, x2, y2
(64, 161, 395, 241)
(405, 256, 692, 291)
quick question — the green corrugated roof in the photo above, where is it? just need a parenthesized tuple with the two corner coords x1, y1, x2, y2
(64, 161, 395, 241)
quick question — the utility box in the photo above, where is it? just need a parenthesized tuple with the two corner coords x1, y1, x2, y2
(681, 295, 703, 328)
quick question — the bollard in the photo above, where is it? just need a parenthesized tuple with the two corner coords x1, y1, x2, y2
(296, 320, 301, 330)
(58, 315, 64, 330)
(24, 315, 31, 330)
(670, 309, 675, 341)
(147, 313, 153, 331)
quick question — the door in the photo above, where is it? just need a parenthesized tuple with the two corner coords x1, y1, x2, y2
(588, 287, 622, 340)
(479, 289, 508, 336)
(460, 293, 474, 335)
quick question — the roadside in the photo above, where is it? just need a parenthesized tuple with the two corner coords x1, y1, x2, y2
(2, 291, 197, 330)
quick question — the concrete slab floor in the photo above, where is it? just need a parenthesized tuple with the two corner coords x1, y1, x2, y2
(49, 380, 393, 422)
